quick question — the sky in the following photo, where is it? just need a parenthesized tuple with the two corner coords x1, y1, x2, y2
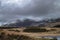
(0, 0, 60, 25)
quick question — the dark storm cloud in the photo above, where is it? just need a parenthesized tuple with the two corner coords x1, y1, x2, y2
(0, 0, 60, 24)
(10, 0, 55, 16)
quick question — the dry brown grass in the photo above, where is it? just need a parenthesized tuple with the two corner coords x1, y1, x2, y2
(0, 27, 60, 38)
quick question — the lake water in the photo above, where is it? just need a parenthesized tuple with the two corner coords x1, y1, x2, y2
(36, 36, 60, 40)
(57, 37, 60, 40)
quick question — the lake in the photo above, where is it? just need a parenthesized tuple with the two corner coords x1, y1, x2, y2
(36, 36, 60, 40)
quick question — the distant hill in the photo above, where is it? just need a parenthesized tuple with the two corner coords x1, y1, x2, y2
(1, 18, 60, 27)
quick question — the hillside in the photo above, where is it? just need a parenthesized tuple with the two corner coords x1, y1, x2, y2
(1, 18, 60, 27)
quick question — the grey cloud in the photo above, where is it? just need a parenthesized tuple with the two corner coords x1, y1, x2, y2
(0, 0, 60, 24)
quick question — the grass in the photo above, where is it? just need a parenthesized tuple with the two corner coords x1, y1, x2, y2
(0, 27, 59, 40)
(0, 32, 57, 40)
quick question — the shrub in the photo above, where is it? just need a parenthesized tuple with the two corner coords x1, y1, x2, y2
(50, 29, 56, 31)
(8, 30, 20, 32)
(23, 27, 48, 33)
